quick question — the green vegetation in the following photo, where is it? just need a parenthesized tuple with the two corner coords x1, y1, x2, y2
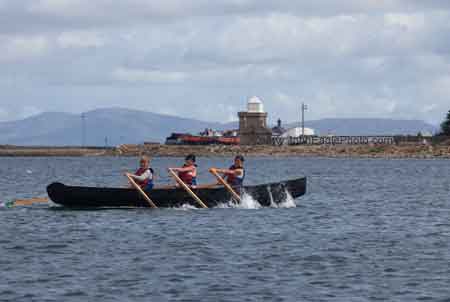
(368, 146, 386, 153)
(441, 110, 450, 135)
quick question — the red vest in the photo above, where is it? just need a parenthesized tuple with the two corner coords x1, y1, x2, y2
(135, 168, 150, 188)
(178, 164, 196, 185)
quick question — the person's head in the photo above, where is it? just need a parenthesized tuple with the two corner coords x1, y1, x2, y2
(185, 154, 196, 165)
(234, 155, 244, 167)
(139, 156, 150, 168)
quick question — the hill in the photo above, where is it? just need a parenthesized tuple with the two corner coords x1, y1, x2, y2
(0, 108, 438, 145)
(285, 118, 437, 136)
(0, 108, 227, 146)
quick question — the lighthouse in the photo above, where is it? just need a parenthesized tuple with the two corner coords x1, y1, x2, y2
(238, 97, 272, 145)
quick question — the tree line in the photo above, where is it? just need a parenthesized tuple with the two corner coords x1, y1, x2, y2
(441, 110, 450, 136)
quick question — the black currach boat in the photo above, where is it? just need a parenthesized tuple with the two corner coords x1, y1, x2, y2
(46, 177, 306, 208)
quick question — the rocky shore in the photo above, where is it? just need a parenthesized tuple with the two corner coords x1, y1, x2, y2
(0, 143, 449, 158)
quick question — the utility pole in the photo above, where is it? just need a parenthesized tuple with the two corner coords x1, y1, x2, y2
(81, 113, 86, 147)
(301, 102, 308, 136)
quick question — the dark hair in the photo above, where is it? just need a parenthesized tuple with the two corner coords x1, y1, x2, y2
(185, 154, 196, 162)
(235, 155, 244, 162)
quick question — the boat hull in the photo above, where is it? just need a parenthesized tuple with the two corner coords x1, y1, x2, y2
(46, 177, 306, 208)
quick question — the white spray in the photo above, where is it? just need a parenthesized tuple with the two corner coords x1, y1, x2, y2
(278, 188, 297, 208)
(213, 190, 262, 209)
(236, 192, 262, 209)
(267, 186, 278, 208)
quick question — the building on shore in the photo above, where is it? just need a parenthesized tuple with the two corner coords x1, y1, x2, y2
(281, 127, 315, 137)
(271, 119, 315, 138)
(238, 96, 272, 145)
(271, 119, 286, 137)
(165, 131, 239, 145)
(166, 96, 316, 146)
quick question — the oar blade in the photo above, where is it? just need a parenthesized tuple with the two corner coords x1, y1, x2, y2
(9, 197, 49, 207)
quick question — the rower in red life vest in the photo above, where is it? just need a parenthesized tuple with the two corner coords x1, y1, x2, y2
(170, 154, 198, 188)
(215, 155, 245, 189)
(126, 156, 154, 190)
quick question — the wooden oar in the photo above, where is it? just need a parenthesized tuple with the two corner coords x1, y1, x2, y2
(125, 173, 158, 209)
(10, 197, 49, 207)
(209, 168, 242, 203)
(168, 168, 208, 208)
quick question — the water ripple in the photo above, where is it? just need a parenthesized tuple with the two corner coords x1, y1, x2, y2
(1, 157, 450, 301)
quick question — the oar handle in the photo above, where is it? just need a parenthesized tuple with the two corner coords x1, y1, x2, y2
(209, 168, 241, 202)
(168, 168, 208, 208)
(126, 173, 158, 208)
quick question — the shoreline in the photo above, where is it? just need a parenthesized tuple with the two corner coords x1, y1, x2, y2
(0, 144, 449, 159)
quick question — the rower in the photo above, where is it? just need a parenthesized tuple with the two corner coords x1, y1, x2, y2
(169, 154, 198, 188)
(126, 156, 154, 190)
(214, 155, 245, 191)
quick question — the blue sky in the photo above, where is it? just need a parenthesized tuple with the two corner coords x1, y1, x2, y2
(0, 0, 449, 124)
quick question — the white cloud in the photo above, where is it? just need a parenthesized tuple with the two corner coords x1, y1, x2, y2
(0, 1, 449, 124)
(384, 13, 425, 30)
(384, 99, 397, 114)
(430, 76, 450, 100)
(0, 35, 49, 62)
(195, 102, 239, 123)
(273, 92, 295, 106)
(194, 12, 431, 64)
(57, 31, 105, 48)
(21, 1, 450, 25)
(112, 67, 188, 83)
(28, 0, 91, 17)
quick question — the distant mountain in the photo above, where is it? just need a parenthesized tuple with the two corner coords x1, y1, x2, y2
(0, 108, 229, 146)
(282, 118, 437, 136)
(0, 108, 438, 146)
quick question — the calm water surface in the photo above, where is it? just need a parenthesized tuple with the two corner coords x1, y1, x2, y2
(1, 156, 450, 301)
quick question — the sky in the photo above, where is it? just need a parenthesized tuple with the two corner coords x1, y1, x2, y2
(0, 0, 449, 125)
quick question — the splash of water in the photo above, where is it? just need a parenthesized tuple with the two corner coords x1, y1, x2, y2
(214, 202, 234, 209)
(235, 193, 262, 209)
(278, 188, 297, 208)
(151, 188, 294, 210)
(213, 192, 262, 209)
(267, 186, 278, 208)
(172, 203, 199, 210)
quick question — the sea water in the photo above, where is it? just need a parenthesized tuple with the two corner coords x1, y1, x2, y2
(1, 156, 450, 301)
